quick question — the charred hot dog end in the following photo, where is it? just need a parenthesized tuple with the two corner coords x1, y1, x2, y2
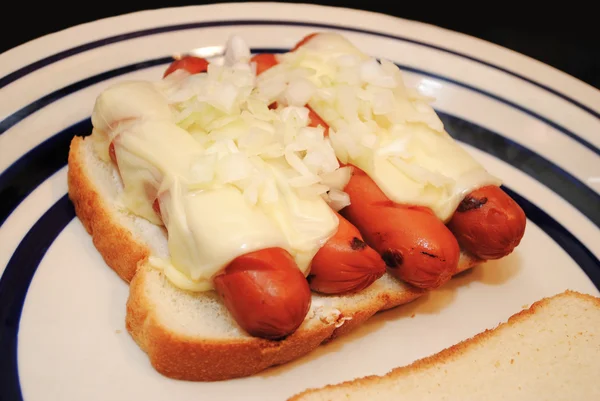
(449, 186, 526, 260)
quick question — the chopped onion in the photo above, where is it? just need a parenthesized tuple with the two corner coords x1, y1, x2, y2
(376, 136, 412, 159)
(324, 189, 351, 211)
(280, 106, 310, 127)
(295, 183, 329, 199)
(288, 175, 321, 188)
(371, 89, 395, 115)
(389, 157, 454, 188)
(224, 35, 251, 66)
(156, 35, 369, 214)
(188, 154, 217, 185)
(319, 166, 352, 190)
(359, 59, 395, 88)
(285, 145, 314, 177)
(285, 78, 317, 106)
(215, 153, 253, 183)
(261, 177, 279, 204)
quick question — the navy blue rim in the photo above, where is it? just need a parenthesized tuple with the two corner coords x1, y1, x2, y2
(1, 20, 598, 152)
(1, 19, 598, 121)
(3, 51, 599, 160)
(0, 35, 599, 400)
(0, 186, 599, 401)
(1, 51, 599, 229)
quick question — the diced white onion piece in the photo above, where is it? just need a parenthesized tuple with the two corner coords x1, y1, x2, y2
(336, 66, 361, 85)
(360, 133, 378, 149)
(288, 174, 321, 188)
(188, 154, 217, 184)
(224, 35, 251, 66)
(325, 189, 351, 211)
(376, 136, 412, 159)
(261, 177, 279, 203)
(359, 59, 396, 88)
(285, 78, 317, 106)
(336, 54, 360, 67)
(295, 184, 329, 198)
(285, 146, 314, 177)
(238, 126, 275, 155)
(280, 106, 310, 127)
(215, 153, 253, 183)
(389, 157, 454, 188)
(319, 166, 352, 190)
(212, 82, 239, 113)
(242, 179, 260, 205)
(372, 90, 395, 115)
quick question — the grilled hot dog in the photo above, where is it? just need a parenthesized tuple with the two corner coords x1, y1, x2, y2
(309, 211, 386, 294)
(163, 55, 387, 297)
(213, 247, 312, 340)
(448, 185, 526, 260)
(252, 36, 526, 288)
(101, 57, 387, 340)
(288, 33, 526, 264)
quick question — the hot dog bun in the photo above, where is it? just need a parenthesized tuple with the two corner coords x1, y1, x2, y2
(68, 130, 480, 381)
(289, 290, 600, 401)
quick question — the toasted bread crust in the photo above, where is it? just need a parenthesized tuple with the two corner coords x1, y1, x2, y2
(288, 290, 600, 400)
(126, 265, 425, 381)
(67, 134, 481, 381)
(68, 136, 148, 283)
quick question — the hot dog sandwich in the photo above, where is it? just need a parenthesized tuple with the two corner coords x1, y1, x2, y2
(67, 32, 526, 381)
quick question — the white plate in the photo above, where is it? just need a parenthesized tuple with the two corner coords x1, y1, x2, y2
(1, 2, 599, 401)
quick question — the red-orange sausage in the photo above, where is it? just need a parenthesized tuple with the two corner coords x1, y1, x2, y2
(251, 53, 279, 75)
(163, 56, 209, 78)
(111, 138, 311, 339)
(291, 33, 319, 51)
(252, 49, 460, 289)
(290, 33, 526, 262)
(213, 247, 312, 340)
(309, 212, 386, 294)
(251, 52, 387, 296)
(448, 186, 526, 260)
(341, 167, 460, 289)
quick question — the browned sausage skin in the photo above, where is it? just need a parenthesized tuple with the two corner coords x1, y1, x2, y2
(289, 32, 526, 262)
(448, 185, 526, 260)
(309, 212, 386, 294)
(251, 47, 462, 289)
(213, 248, 312, 340)
(110, 139, 312, 339)
(340, 166, 461, 289)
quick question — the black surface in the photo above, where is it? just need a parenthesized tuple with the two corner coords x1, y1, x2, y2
(1, 0, 599, 89)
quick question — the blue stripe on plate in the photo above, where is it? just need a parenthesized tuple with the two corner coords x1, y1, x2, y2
(0, 57, 172, 136)
(0, 185, 598, 401)
(1, 55, 598, 229)
(0, 119, 89, 227)
(2, 47, 598, 162)
(0, 194, 74, 401)
(1, 19, 598, 120)
(1, 112, 599, 231)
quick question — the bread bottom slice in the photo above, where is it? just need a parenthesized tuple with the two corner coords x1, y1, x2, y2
(289, 290, 600, 401)
(67, 134, 480, 381)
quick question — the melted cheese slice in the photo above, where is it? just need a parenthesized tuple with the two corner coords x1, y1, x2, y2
(91, 80, 338, 291)
(274, 32, 502, 222)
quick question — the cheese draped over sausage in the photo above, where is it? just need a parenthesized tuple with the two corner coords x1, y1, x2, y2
(90, 38, 342, 292)
(256, 32, 502, 222)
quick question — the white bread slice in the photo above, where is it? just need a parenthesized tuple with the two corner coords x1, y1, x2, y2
(289, 290, 600, 401)
(67, 133, 481, 381)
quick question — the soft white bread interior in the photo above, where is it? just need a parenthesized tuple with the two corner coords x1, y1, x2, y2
(67, 133, 481, 381)
(289, 290, 600, 401)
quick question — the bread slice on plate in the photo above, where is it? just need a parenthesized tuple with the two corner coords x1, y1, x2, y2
(67, 133, 481, 381)
(289, 290, 600, 400)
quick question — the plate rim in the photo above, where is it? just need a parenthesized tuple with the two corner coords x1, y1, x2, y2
(1, 2, 599, 109)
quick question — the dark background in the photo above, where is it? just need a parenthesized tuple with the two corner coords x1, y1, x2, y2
(1, 0, 598, 89)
